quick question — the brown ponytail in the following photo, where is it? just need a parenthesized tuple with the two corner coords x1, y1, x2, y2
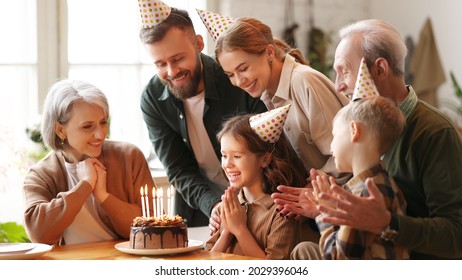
(274, 38, 309, 66)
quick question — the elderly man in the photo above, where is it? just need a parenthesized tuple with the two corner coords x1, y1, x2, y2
(273, 19, 462, 259)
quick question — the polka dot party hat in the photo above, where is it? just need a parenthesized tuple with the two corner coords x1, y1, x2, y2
(249, 104, 291, 143)
(138, 0, 171, 29)
(196, 9, 235, 42)
(352, 57, 380, 101)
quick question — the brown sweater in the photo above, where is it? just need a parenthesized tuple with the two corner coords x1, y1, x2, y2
(23, 140, 154, 245)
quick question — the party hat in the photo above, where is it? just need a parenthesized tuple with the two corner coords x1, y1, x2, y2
(352, 57, 380, 101)
(196, 9, 235, 42)
(249, 104, 291, 143)
(138, 0, 171, 29)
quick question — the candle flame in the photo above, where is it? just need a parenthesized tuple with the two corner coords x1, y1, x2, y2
(140, 186, 144, 195)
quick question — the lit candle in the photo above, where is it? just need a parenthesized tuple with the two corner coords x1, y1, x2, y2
(157, 188, 162, 217)
(140, 187, 146, 217)
(169, 185, 175, 216)
(167, 187, 171, 217)
(152, 186, 157, 218)
(144, 184, 150, 218)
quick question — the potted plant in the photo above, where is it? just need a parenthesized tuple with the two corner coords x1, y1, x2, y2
(448, 71, 462, 134)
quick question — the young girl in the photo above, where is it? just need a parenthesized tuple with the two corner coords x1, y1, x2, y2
(205, 105, 310, 259)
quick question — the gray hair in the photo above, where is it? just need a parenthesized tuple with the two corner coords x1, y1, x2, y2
(41, 79, 109, 151)
(339, 19, 407, 76)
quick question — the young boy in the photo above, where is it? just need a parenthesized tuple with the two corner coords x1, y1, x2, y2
(311, 95, 409, 259)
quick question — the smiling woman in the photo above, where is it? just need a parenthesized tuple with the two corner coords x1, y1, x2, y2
(23, 79, 156, 245)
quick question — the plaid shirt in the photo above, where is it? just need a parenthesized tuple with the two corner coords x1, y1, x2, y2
(316, 162, 409, 259)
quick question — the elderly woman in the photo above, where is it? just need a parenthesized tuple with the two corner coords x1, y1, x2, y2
(23, 79, 154, 245)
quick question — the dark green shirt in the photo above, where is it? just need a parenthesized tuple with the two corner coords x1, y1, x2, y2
(140, 53, 266, 226)
(383, 86, 462, 259)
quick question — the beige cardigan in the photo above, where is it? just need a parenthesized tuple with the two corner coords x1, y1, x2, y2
(23, 140, 154, 245)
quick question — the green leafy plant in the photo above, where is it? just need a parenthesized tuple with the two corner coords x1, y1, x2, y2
(449, 71, 462, 117)
(0, 222, 31, 243)
(307, 27, 334, 78)
(25, 125, 50, 160)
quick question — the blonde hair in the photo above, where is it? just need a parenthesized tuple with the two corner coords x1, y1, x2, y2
(334, 96, 405, 154)
(215, 17, 308, 66)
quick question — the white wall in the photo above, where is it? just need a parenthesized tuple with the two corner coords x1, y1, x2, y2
(216, 0, 369, 70)
(370, 0, 462, 116)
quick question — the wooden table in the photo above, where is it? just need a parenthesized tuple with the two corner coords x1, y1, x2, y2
(38, 240, 260, 260)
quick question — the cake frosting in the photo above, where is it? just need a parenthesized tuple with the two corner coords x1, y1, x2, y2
(129, 215, 188, 249)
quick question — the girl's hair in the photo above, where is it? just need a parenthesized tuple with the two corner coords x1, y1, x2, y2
(41, 79, 109, 151)
(139, 8, 196, 44)
(334, 96, 405, 154)
(218, 114, 307, 194)
(215, 17, 308, 66)
(339, 19, 407, 76)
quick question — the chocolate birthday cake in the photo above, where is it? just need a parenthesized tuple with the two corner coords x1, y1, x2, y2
(129, 215, 188, 249)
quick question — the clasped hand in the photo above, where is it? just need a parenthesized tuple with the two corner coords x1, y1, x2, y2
(220, 187, 247, 237)
(76, 158, 108, 202)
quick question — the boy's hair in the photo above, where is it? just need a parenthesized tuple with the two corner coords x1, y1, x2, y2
(334, 96, 405, 154)
(218, 114, 307, 194)
(139, 8, 196, 44)
(215, 17, 308, 66)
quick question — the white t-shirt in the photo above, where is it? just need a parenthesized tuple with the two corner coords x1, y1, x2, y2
(183, 91, 228, 194)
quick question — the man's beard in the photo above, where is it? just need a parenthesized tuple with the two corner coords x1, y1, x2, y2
(160, 54, 202, 100)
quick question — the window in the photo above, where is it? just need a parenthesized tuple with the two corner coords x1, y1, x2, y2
(0, 0, 207, 223)
(0, 0, 38, 223)
(68, 0, 207, 153)
(66, 0, 154, 153)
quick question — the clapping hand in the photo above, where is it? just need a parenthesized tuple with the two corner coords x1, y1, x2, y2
(307, 175, 338, 210)
(271, 168, 321, 220)
(315, 178, 390, 233)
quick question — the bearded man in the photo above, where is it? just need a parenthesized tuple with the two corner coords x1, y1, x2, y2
(139, 6, 266, 226)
